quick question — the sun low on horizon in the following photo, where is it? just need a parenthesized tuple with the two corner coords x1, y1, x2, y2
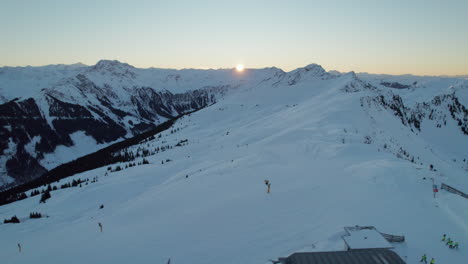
(236, 64, 245, 72)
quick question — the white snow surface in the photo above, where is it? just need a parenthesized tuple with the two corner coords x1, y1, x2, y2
(0, 64, 467, 264)
(358, 72, 468, 106)
(39, 131, 116, 170)
(24, 136, 41, 159)
(343, 229, 392, 250)
(0, 60, 285, 103)
(0, 63, 87, 101)
(0, 138, 16, 186)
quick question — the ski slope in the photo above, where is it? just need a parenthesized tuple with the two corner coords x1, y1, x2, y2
(1, 68, 467, 264)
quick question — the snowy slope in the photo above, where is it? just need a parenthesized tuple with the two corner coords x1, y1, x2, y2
(0, 60, 283, 102)
(0, 67, 467, 264)
(3, 61, 466, 188)
(0, 63, 87, 101)
(0, 61, 285, 186)
(358, 72, 468, 106)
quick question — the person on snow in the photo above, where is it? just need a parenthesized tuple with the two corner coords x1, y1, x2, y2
(264, 180, 271, 194)
(430, 258, 435, 264)
(98, 222, 103, 232)
(420, 253, 427, 263)
(446, 238, 452, 245)
(441, 234, 446, 241)
(448, 240, 454, 248)
(17, 243, 21, 253)
(453, 242, 459, 249)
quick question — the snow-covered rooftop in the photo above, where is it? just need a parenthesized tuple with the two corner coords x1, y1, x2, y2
(343, 227, 393, 250)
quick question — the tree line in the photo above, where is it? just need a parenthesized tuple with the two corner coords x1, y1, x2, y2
(0, 108, 201, 206)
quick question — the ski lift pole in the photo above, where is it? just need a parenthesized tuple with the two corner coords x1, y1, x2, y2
(431, 178, 438, 198)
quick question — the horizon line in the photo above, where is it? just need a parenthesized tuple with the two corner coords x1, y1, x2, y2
(1, 60, 467, 78)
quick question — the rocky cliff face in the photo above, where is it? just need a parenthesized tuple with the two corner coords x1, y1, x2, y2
(362, 92, 468, 135)
(0, 61, 233, 188)
(0, 89, 220, 187)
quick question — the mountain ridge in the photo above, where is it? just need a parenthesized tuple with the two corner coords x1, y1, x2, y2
(0, 60, 467, 264)
(0, 61, 466, 189)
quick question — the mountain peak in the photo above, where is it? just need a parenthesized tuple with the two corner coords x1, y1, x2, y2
(291, 63, 329, 77)
(285, 63, 331, 85)
(92, 60, 134, 71)
(89, 60, 136, 78)
(294, 63, 326, 76)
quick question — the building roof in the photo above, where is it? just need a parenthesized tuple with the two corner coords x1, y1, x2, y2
(342, 227, 393, 249)
(283, 248, 405, 264)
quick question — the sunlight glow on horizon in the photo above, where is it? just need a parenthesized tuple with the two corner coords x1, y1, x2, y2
(236, 64, 245, 72)
(1, 0, 467, 75)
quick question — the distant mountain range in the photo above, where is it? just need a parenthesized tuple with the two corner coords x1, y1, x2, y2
(0, 60, 467, 189)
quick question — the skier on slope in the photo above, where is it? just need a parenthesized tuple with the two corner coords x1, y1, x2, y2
(448, 240, 454, 248)
(453, 242, 459, 249)
(98, 222, 103, 232)
(446, 238, 452, 245)
(264, 180, 271, 194)
(430, 257, 435, 264)
(441, 234, 446, 241)
(420, 253, 427, 263)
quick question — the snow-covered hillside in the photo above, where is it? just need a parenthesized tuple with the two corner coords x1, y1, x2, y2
(0, 61, 284, 186)
(3, 61, 466, 189)
(358, 72, 468, 106)
(0, 65, 467, 263)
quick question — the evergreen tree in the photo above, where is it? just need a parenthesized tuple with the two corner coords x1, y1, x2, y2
(30, 212, 42, 219)
(4, 215, 20, 224)
(40, 190, 51, 203)
(17, 192, 27, 200)
(30, 190, 40, 196)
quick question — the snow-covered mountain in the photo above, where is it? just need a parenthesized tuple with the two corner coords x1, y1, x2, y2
(0, 61, 467, 264)
(358, 72, 468, 105)
(0, 61, 285, 187)
(1, 61, 467, 190)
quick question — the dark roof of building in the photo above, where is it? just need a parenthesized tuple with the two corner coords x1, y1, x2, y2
(283, 248, 405, 264)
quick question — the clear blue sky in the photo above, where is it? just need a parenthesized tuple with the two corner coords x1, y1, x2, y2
(1, 0, 467, 75)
